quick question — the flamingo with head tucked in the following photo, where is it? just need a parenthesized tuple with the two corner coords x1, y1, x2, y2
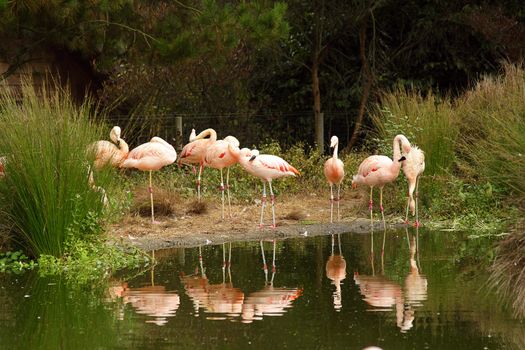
(352, 134, 410, 231)
(205, 135, 240, 219)
(121, 137, 177, 223)
(179, 128, 217, 200)
(229, 145, 299, 228)
(91, 126, 129, 169)
(324, 136, 345, 222)
(402, 145, 425, 227)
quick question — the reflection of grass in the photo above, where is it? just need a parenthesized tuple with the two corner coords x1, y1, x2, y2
(489, 225, 525, 319)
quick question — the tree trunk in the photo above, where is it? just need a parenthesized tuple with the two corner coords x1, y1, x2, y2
(312, 53, 324, 153)
(348, 15, 373, 149)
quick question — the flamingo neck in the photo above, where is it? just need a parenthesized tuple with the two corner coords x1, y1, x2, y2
(194, 128, 217, 142)
(119, 139, 129, 154)
(332, 141, 339, 159)
(390, 135, 403, 174)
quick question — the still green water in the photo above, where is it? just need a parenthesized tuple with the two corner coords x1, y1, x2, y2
(1, 228, 524, 349)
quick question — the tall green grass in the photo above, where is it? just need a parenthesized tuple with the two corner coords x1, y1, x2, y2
(371, 88, 458, 175)
(456, 63, 525, 203)
(0, 81, 115, 257)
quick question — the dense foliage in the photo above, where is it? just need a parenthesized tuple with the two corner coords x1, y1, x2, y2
(1, 1, 524, 148)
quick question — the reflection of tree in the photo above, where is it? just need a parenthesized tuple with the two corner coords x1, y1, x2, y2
(241, 240, 303, 323)
(325, 234, 346, 311)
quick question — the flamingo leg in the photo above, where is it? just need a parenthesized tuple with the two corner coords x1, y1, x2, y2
(222, 242, 226, 283)
(228, 242, 232, 283)
(259, 182, 267, 228)
(226, 167, 232, 218)
(369, 187, 374, 228)
(337, 233, 342, 255)
(415, 176, 421, 227)
(337, 183, 341, 221)
(220, 169, 225, 220)
(198, 245, 204, 277)
(271, 239, 276, 284)
(260, 240, 268, 284)
(197, 163, 203, 201)
(331, 234, 335, 256)
(269, 181, 276, 228)
(380, 187, 386, 231)
(329, 184, 334, 223)
(149, 170, 155, 223)
(405, 193, 411, 225)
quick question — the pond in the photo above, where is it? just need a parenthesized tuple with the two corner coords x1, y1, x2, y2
(1, 228, 524, 349)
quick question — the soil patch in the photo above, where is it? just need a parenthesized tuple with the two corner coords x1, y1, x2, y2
(109, 191, 406, 251)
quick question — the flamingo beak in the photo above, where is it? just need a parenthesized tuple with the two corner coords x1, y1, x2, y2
(398, 156, 406, 162)
(249, 155, 256, 161)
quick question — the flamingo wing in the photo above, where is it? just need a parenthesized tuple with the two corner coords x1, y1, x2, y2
(357, 155, 392, 178)
(252, 155, 299, 178)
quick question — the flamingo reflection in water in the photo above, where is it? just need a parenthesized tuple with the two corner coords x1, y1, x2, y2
(354, 227, 427, 332)
(241, 240, 303, 323)
(325, 234, 346, 311)
(181, 244, 244, 320)
(110, 256, 181, 326)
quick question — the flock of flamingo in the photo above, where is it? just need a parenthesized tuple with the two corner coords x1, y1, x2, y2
(0, 126, 425, 228)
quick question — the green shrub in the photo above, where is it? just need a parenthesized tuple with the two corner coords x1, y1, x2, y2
(0, 80, 117, 257)
(371, 88, 458, 175)
(457, 63, 525, 203)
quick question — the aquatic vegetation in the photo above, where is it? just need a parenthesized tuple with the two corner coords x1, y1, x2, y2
(0, 250, 36, 273)
(38, 237, 152, 284)
(0, 80, 116, 257)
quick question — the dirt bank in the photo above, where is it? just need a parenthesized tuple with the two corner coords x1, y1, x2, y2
(109, 192, 406, 251)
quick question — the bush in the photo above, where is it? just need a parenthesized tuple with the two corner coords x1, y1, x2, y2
(0, 80, 117, 257)
(456, 63, 525, 204)
(371, 88, 458, 175)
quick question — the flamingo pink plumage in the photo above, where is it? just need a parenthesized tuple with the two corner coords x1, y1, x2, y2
(402, 145, 425, 227)
(91, 126, 129, 169)
(205, 135, 240, 219)
(0, 156, 5, 177)
(229, 144, 299, 228)
(352, 134, 411, 232)
(121, 136, 177, 223)
(323, 136, 345, 222)
(179, 128, 217, 200)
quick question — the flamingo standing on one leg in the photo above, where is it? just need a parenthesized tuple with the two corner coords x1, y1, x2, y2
(205, 135, 240, 219)
(324, 136, 345, 223)
(121, 137, 177, 223)
(229, 145, 299, 228)
(351, 134, 410, 233)
(402, 145, 425, 227)
(179, 128, 217, 200)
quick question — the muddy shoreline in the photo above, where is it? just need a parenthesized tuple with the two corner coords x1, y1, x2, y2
(116, 218, 404, 251)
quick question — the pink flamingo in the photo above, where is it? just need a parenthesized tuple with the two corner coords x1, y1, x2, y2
(351, 134, 411, 231)
(229, 145, 299, 228)
(323, 136, 345, 222)
(205, 135, 240, 219)
(179, 128, 217, 200)
(91, 126, 129, 169)
(402, 145, 425, 227)
(121, 137, 177, 223)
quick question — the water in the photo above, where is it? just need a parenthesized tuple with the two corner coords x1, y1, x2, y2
(1, 228, 524, 349)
